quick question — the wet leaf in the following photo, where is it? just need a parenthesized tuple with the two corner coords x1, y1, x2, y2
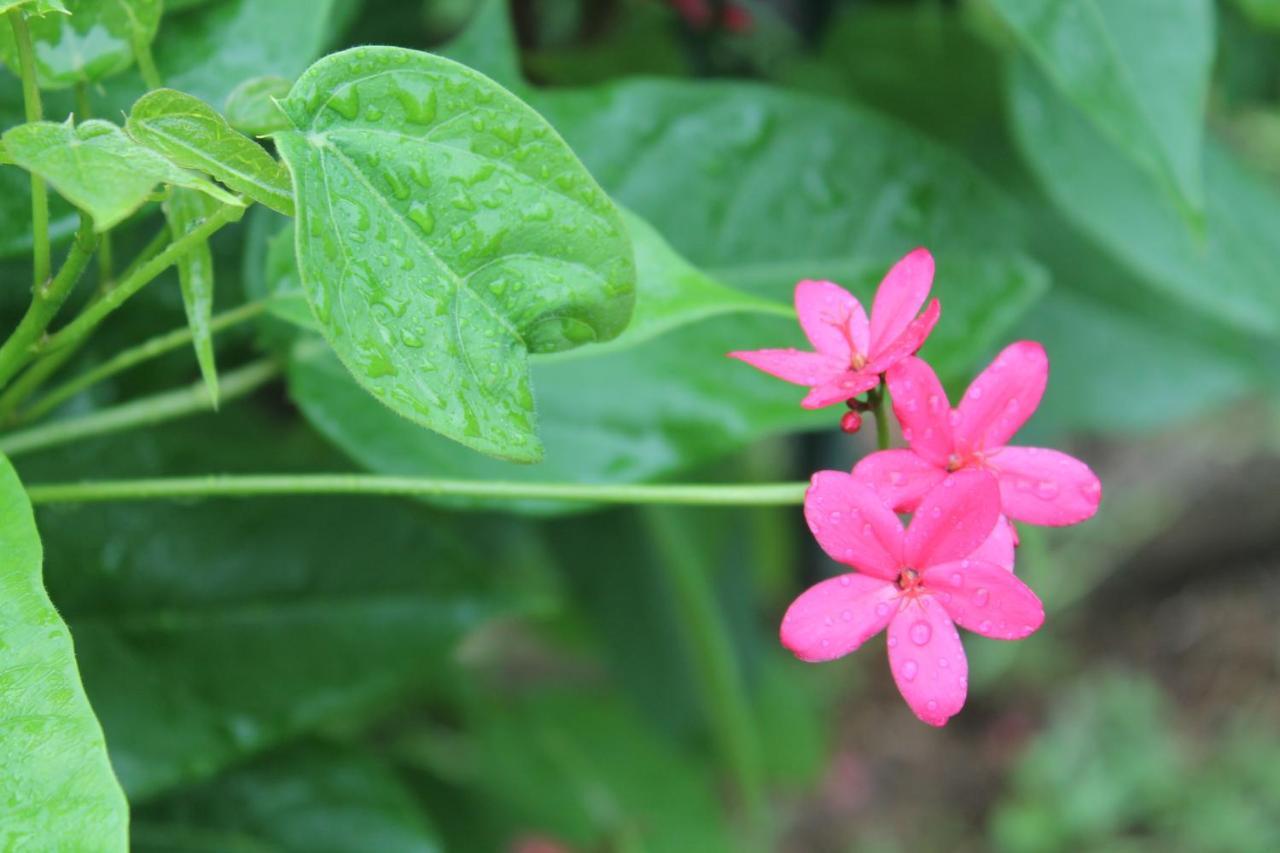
(162, 188, 220, 405)
(2, 118, 240, 230)
(274, 46, 635, 462)
(0, 0, 160, 89)
(0, 452, 128, 850)
(0, 0, 68, 15)
(128, 88, 294, 216)
(989, 0, 1214, 219)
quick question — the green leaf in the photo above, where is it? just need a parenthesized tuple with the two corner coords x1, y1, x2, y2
(0, 452, 128, 850)
(128, 88, 294, 216)
(19, 408, 535, 801)
(223, 74, 292, 136)
(162, 188, 220, 406)
(441, 0, 524, 91)
(273, 46, 636, 463)
(459, 689, 734, 853)
(535, 78, 1027, 299)
(134, 744, 441, 853)
(0, 0, 161, 89)
(2, 118, 241, 230)
(0, 0, 69, 16)
(988, 0, 1213, 219)
(1007, 57, 1280, 336)
(152, 0, 359, 107)
(0, 83, 79, 259)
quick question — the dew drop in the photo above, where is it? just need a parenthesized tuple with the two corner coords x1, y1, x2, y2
(875, 601, 891, 617)
(909, 621, 932, 646)
(974, 588, 990, 607)
(1035, 480, 1060, 499)
(901, 660, 918, 681)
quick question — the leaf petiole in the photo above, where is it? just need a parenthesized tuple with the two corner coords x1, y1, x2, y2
(6, 8, 50, 289)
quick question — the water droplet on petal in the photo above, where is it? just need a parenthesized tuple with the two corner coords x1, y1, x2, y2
(910, 621, 932, 646)
(901, 660, 918, 681)
(974, 588, 990, 607)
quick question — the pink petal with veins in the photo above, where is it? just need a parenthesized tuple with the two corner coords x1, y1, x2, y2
(903, 469, 1001, 570)
(953, 341, 1047, 453)
(870, 247, 934, 353)
(728, 349, 846, 386)
(801, 370, 880, 409)
(887, 595, 967, 726)
(867, 298, 940, 372)
(795, 280, 868, 360)
(780, 573, 899, 662)
(885, 355, 953, 466)
(852, 448, 946, 513)
(804, 471, 905, 579)
(923, 560, 1044, 640)
(987, 446, 1102, 526)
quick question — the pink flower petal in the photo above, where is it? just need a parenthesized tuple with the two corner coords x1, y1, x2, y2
(987, 446, 1102, 526)
(869, 247, 934, 354)
(728, 349, 846, 386)
(923, 559, 1044, 640)
(903, 469, 1001, 570)
(885, 356, 953, 467)
(804, 471, 905, 579)
(886, 595, 967, 726)
(866, 298, 941, 372)
(795, 279, 869, 361)
(953, 341, 1048, 453)
(780, 573, 899, 662)
(801, 370, 880, 409)
(971, 515, 1016, 571)
(851, 448, 946, 513)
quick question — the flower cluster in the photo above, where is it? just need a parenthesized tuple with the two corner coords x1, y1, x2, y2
(729, 249, 1101, 726)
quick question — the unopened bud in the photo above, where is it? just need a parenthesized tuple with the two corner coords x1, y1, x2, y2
(840, 410, 862, 434)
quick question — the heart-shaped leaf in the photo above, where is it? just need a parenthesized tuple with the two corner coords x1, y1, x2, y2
(0, 452, 128, 849)
(2, 118, 240, 230)
(128, 88, 294, 216)
(0, 0, 160, 89)
(273, 46, 636, 462)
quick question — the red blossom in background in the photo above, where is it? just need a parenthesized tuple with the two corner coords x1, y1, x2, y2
(729, 248, 940, 409)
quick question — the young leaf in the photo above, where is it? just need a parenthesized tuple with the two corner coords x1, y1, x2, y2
(0, 452, 128, 850)
(0, 0, 161, 89)
(988, 0, 1214, 219)
(273, 46, 636, 463)
(223, 75, 292, 136)
(128, 88, 294, 216)
(163, 188, 220, 405)
(2, 118, 241, 230)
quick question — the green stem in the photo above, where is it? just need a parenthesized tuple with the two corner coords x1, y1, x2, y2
(0, 224, 172, 419)
(39, 202, 244, 356)
(869, 383, 891, 450)
(642, 507, 769, 842)
(0, 215, 97, 388)
(132, 35, 163, 90)
(18, 299, 271, 422)
(20, 476, 810, 506)
(0, 357, 278, 457)
(7, 9, 50, 289)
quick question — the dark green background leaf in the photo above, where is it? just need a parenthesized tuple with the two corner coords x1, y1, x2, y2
(0, 0, 160, 89)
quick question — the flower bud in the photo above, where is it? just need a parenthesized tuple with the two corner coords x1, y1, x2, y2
(840, 410, 862, 434)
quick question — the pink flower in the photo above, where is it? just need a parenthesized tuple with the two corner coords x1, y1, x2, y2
(728, 248, 941, 409)
(782, 469, 1044, 726)
(854, 342, 1102, 527)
